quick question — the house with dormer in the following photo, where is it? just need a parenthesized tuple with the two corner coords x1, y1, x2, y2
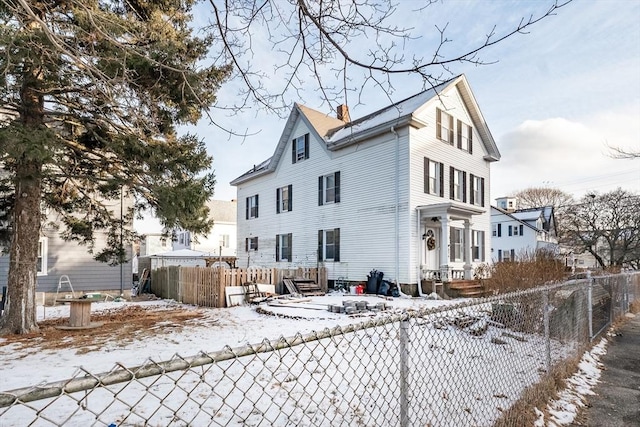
(231, 75, 500, 294)
(491, 196, 558, 262)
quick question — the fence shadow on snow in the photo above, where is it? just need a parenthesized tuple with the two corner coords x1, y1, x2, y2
(0, 272, 638, 426)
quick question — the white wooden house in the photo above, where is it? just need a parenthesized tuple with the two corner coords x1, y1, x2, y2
(171, 199, 237, 259)
(231, 75, 500, 292)
(490, 201, 558, 262)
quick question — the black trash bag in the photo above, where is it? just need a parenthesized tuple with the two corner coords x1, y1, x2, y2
(366, 269, 379, 293)
(378, 280, 390, 295)
(389, 282, 400, 298)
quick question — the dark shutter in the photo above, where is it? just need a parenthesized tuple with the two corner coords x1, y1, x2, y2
(462, 172, 467, 203)
(498, 249, 502, 262)
(288, 233, 293, 260)
(480, 178, 485, 207)
(448, 114, 454, 144)
(292, 139, 296, 164)
(508, 225, 512, 236)
(468, 126, 473, 154)
(519, 225, 524, 236)
(481, 231, 485, 261)
(304, 134, 309, 159)
(439, 162, 444, 197)
(334, 228, 340, 262)
(457, 119, 462, 149)
(275, 235, 280, 262)
(511, 249, 515, 260)
(287, 184, 293, 211)
(334, 171, 341, 203)
(318, 176, 324, 206)
(449, 166, 454, 199)
(318, 230, 323, 261)
(276, 188, 281, 214)
(245, 238, 248, 252)
(498, 223, 502, 237)
(436, 108, 442, 140)
(245, 197, 249, 220)
(424, 157, 429, 194)
(469, 173, 475, 205)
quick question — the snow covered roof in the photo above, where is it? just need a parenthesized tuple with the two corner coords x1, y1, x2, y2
(141, 249, 211, 258)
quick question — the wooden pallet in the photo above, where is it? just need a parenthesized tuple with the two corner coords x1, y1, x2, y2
(284, 278, 324, 296)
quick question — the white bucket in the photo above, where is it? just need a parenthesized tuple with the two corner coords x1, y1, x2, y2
(349, 286, 357, 295)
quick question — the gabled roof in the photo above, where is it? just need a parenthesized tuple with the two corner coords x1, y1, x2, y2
(231, 74, 500, 186)
(491, 206, 548, 234)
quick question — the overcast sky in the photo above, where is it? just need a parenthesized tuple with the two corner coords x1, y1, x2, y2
(137, 0, 640, 232)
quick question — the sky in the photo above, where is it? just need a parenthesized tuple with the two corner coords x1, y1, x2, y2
(137, 0, 640, 233)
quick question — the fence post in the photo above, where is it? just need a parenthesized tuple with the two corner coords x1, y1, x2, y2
(587, 271, 593, 341)
(543, 288, 551, 373)
(399, 317, 409, 427)
(624, 272, 630, 314)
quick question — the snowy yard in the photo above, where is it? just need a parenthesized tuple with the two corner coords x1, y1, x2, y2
(0, 293, 603, 426)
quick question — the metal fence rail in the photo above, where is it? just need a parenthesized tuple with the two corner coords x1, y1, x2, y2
(1, 272, 638, 426)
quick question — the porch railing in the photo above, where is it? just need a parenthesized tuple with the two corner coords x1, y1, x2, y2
(420, 267, 465, 282)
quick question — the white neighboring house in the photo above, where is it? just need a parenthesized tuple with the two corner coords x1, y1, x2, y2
(491, 197, 558, 262)
(231, 75, 501, 291)
(139, 233, 171, 256)
(172, 199, 237, 258)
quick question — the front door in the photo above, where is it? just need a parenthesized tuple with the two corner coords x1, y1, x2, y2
(423, 228, 440, 270)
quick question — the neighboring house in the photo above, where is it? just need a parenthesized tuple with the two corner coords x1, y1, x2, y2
(172, 199, 237, 258)
(139, 233, 171, 256)
(231, 74, 500, 290)
(0, 196, 134, 299)
(491, 198, 558, 262)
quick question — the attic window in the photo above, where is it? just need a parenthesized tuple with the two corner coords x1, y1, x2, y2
(436, 108, 454, 144)
(292, 134, 309, 163)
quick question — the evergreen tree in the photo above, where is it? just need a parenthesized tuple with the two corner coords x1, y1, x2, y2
(0, 0, 230, 334)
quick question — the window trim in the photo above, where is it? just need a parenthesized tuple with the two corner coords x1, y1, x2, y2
(436, 108, 455, 144)
(457, 120, 473, 153)
(449, 167, 467, 202)
(424, 157, 444, 197)
(318, 171, 341, 205)
(37, 237, 48, 276)
(317, 228, 340, 262)
(470, 174, 484, 207)
(472, 230, 485, 262)
(291, 134, 310, 163)
(246, 194, 259, 219)
(276, 233, 292, 262)
(276, 184, 293, 213)
(245, 236, 258, 251)
(449, 227, 464, 262)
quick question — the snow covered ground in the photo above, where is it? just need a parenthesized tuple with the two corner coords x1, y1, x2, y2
(0, 294, 606, 426)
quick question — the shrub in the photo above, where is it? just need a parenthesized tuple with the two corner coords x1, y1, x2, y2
(485, 249, 567, 294)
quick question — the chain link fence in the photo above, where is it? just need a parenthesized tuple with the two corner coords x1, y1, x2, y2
(1, 272, 638, 426)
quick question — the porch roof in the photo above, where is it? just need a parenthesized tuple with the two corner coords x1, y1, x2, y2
(416, 202, 485, 221)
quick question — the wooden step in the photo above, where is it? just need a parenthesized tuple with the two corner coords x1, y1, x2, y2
(449, 280, 482, 290)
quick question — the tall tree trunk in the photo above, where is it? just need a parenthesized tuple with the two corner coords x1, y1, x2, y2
(0, 162, 42, 334)
(0, 45, 44, 334)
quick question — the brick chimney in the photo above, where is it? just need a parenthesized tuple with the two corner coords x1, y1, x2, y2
(337, 104, 350, 123)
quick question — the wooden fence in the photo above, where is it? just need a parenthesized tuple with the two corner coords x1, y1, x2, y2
(150, 266, 328, 308)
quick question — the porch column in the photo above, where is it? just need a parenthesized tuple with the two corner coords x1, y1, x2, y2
(439, 216, 449, 281)
(463, 219, 473, 280)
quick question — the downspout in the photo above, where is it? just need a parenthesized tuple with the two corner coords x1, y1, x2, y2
(416, 207, 425, 297)
(391, 126, 409, 298)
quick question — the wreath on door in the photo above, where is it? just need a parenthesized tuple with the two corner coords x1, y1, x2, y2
(426, 230, 436, 251)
